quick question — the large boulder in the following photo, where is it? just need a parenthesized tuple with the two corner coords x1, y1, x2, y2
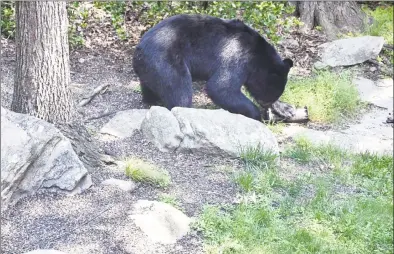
(1, 107, 92, 210)
(314, 36, 385, 69)
(140, 106, 279, 158)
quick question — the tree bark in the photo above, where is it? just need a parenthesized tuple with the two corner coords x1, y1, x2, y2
(54, 122, 103, 173)
(10, 2, 104, 172)
(11, 1, 74, 123)
(296, 1, 367, 40)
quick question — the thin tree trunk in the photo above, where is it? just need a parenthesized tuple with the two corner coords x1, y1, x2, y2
(11, 1, 74, 123)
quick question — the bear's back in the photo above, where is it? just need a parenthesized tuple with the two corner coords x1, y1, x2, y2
(139, 14, 264, 49)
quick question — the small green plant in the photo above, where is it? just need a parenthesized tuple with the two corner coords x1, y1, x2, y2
(158, 193, 182, 209)
(363, 4, 394, 44)
(67, 1, 86, 49)
(235, 171, 254, 192)
(124, 157, 171, 187)
(0, 1, 15, 38)
(132, 85, 142, 94)
(315, 25, 322, 31)
(93, 1, 129, 40)
(281, 70, 363, 124)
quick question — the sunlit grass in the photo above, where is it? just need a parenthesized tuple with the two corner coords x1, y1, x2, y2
(196, 140, 393, 254)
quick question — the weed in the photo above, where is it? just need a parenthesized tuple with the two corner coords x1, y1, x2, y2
(124, 157, 171, 187)
(239, 144, 278, 170)
(0, 1, 15, 38)
(158, 193, 182, 209)
(363, 4, 394, 44)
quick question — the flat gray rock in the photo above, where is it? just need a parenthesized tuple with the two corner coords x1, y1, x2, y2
(129, 200, 193, 244)
(100, 109, 148, 138)
(1, 107, 92, 211)
(281, 122, 392, 156)
(354, 77, 393, 111)
(101, 178, 137, 192)
(314, 36, 385, 69)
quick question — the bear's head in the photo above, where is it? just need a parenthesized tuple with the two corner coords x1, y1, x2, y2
(251, 58, 293, 108)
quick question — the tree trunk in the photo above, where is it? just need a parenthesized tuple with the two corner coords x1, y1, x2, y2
(296, 1, 367, 40)
(10, 2, 104, 172)
(11, 1, 74, 123)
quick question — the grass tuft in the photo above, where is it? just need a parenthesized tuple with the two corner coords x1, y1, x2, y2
(124, 157, 171, 187)
(281, 70, 363, 124)
(284, 136, 347, 167)
(239, 144, 278, 170)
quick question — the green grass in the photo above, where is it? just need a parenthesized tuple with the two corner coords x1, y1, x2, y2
(158, 193, 182, 210)
(124, 157, 171, 187)
(362, 4, 394, 65)
(284, 136, 346, 167)
(281, 70, 363, 124)
(363, 4, 394, 45)
(239, 145, 279, 170)
(243, 70, 363, 125)
(196, 140, 393, 254)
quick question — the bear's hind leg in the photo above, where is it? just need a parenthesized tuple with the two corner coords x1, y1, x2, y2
(158, 63, 193, 110)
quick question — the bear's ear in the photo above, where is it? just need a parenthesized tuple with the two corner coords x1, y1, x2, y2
(283, 58, 293, 68)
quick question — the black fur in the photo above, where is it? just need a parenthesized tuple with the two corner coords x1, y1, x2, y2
(132, 14, 293, 121)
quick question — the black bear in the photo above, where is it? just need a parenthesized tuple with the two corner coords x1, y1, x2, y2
(132, 14, 295, 121)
